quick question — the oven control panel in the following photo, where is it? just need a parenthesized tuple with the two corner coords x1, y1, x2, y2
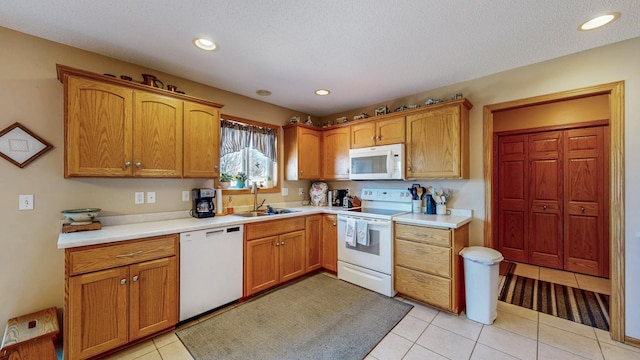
(360, 188, 412, 202)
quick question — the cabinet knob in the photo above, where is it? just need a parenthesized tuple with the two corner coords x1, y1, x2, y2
(135, 162, 142, 168)
(120, 279, 127, 285)
(214, 165, 219, 170)
(333, 223, 336, 226)
(371, 136, 375, 140)
(377, 135, 381, 140)
(300, 170, 304, 174)
(407, 167, 411, 171)
(581, 207, 585, 212)
(543, 205, 547, 210)
(276, 242, 280, 246)
(281, 241, 284, 245)
(132, 275, 139, 282)
(125, 161, 131, 168)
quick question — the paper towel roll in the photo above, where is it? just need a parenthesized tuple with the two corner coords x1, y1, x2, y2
(215, 188, 223, 214)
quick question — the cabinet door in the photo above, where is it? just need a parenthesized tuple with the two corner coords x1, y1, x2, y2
(129, 257, 178, 341)
(68, 267, 129, 360)
(245, 236, 279, 296)
(298, 128, 322, 179)
(133, 91, 183, 177)
(351, 122, 376, 148)
(183, 102, 220, 178)
(321, 214, 338, 272)
(322, 127, 351, 179)
(376, 117, 405, 145)
(66, 76, 133, 177)
(406, 105, 467, 178)
(279, 230, 306, 282)
(305, 215, 322, 272)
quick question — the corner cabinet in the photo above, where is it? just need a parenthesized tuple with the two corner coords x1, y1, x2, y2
(322, 126, 351, 180)
(394, 222, 468, 314)
(57, 64, 223, 178)
(64, 235, 178, 360)
(405, 99, 472, 179)
(283, 124, 321, 180)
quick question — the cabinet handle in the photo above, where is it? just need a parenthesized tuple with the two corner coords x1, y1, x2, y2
(125, 161, 131, 168)
(116, 250, 144, 258)
(371, 136, 376, 140)
(120, 279, 127, 285)
(281, 241, 285, 245)
(377, 135, 381, 140)
(132, 275, 139, 282)
(581, 207, 585, 212)
(333, 223, 336, 226)
(543, 205, 547, 210)
(276, 242, 280, 246)
(135, 162, 142, 168)
(300, 170, 304, 174)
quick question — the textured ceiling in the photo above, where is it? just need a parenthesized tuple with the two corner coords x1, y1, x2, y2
(1, 1, 639, 116)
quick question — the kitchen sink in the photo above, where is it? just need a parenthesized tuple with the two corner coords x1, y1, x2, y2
(235, 208, 300, 217)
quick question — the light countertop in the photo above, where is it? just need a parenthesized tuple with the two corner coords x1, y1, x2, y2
(58, 206, 473, 249)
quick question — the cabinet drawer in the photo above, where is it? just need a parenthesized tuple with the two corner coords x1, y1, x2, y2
(395, 266, 451, 310)
(395, 223, 451, 247)
(395, 239, 451, 277)
(245, 217, 305, 240)
(67, 234, 177, 275)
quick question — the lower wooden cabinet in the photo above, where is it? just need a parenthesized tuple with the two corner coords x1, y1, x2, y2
(244, 217, 306, 296)
(394, 223, 468, 314)
(64, 235, 178, 360)
(305, 215, 322, 272)
(321, 214, 338, 272)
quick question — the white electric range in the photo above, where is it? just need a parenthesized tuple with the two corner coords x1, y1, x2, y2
(335, 188, 412, 296)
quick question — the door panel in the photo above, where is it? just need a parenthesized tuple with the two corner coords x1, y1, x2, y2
(564, 126, 607, 277)
(498, 135, 528, 262)
(528, 132, 563, 268)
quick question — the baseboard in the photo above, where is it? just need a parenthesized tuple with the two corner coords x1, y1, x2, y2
(624, 336, 640, 348)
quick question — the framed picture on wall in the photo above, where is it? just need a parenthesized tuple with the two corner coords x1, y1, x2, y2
(0, 122, 53, 168)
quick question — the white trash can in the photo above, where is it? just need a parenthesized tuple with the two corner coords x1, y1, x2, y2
(459, 246, 504, 324)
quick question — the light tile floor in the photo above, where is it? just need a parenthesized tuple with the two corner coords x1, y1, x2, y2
(105, 268, 634, 360)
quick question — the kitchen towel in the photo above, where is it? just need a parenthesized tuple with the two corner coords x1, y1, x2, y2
(356, 219, 369, 246)
(345, 218, 356, 246)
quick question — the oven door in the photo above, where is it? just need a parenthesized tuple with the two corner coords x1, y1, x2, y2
(337, 215, 392, 274)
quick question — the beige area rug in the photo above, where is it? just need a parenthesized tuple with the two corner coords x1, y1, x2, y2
(176, 273, 412, 360)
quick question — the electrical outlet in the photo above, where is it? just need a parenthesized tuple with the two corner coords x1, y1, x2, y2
(182, 191, 190, 202)
(147, 191, 156, 204)
(135, 192, 145, 204)
(281, 188, 289, 196)
(298, 188, 305, 195)
(19, 194, 34, 210)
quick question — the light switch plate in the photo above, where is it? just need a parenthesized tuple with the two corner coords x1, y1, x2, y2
(19, 194, 34, 210)
(182, 191, 190, 202)
(147, 192, 156, 204)
(282, 188, 288, 196)
(135, 192, 144, 204)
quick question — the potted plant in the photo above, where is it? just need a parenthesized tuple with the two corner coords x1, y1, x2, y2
(266, 175, 274, 188)
(234, 172, 248, 188)
(219, 172, 233, 189)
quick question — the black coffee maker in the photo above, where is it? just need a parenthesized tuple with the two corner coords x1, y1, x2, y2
(331, 189, 349, 207)
(191, 188, 216, 218)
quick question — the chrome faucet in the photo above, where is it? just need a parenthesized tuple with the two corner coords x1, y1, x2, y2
(251, 182, 265, 211)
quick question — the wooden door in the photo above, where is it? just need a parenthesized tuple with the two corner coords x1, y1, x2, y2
(376, 117, 405, 145)
(129, 257, 177, 341)
(298, 128, 321, 179)
(183, 101, 220, 178)
(133, 91, 183, 177)
(350, 122, 376, 148)
(68, 267, 129, 360)
(65, 76, 133, 177)
(305, 215, 322, 272)
(322, 214, 338, 272)
(406, 105, 464, 178)
(564, 126, 608, 277)
(279, 230, 306, 282)
(244, 236, 279, 295)
(528, 131, 563, 269)
(322, 127, 351, 179)
(497, 134, 529, 263)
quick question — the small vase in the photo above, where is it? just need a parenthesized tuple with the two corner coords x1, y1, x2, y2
(235, 180, 246, 189)
(220, 181, 230, 189)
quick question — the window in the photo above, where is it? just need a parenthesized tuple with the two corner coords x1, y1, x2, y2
(220, 115, 279, 190)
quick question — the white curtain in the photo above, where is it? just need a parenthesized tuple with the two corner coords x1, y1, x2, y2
(220, 119, 277, 162)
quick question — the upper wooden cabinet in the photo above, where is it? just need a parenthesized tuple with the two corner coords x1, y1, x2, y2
(322, 126, 351, 180)
(283, 124, 321, 180)
(405, 99, 472, 179)
(183, 102, 220, 178)
(58, 64, 223, 178)
(351, 116, 405, 148)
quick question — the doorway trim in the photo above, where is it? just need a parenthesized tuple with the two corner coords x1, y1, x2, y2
(482, 81, 625, 341)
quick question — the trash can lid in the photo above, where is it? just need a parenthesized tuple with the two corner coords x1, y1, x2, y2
(459, 246, 504, 265)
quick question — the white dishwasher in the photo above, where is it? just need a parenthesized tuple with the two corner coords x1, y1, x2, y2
(179, 225, 243, 322)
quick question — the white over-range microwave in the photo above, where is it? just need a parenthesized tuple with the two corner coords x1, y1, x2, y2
(349, 143, 405, 180)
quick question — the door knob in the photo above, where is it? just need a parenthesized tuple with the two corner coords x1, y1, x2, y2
(543, 205, 547, 210)
(581, 207, 585, 212)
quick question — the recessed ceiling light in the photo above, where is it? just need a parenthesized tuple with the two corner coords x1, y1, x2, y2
(315, 89, 330, 96)
(256, 89, 272, 96)
(579, 12, 620, 31)
(193, 38, 217, 51)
